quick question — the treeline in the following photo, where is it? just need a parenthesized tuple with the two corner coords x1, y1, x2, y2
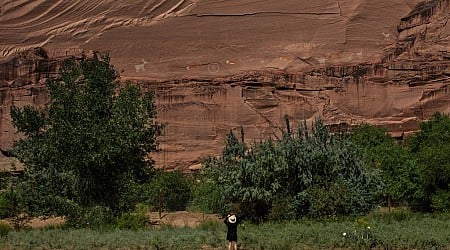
(0, 55, 449, 229)
(197, 113, 450, 221)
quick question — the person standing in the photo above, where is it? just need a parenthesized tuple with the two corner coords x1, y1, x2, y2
(224, 214, 240, 250)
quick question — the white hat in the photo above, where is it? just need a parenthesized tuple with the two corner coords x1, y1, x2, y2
(228, 215, 236, 223)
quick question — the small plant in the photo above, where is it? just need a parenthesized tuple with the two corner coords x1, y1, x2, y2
(0, 192, 15, 218)
(431, 190, 450, 212)
(342, 225, 376, 248)
(68, 205, 115, 228)
(116, 203, 149, 230)
(197, 219, 221, 231)
(367, 207, 415, 223)
(0, 222, 10, 237)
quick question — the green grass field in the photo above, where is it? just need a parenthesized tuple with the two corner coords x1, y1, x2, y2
(1, 211, 449, 249)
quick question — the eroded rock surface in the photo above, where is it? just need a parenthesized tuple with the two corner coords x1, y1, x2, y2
(1, 0, 450, 170)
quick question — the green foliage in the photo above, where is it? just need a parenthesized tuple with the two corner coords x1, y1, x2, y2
(189, 177, 223, 214)
(10, 55, 162, 219)
(0, 174, 19, 219)
(350, 114, 450, 211)
(268, 196, 296, 221)
(431, 189, 450, 212)
(351, 124, 421, 204)
(116, 204, 149, 230)
(196, 219, 222, 231)
(204, 119, 381, 221)
(306, 181, 354, 217)
(365, 207, 415, 223)
(222, 127, 247, 162)
(0, 213, 450, 249)
(15, 172, 80, 217)
(407, 112, 450, 211)
(0, 194, 11, 218)
(0, 190, 15, 219)
(67, 205, 115, 229)
(0, 222, 10, 237)
(146, 171, 191, 212)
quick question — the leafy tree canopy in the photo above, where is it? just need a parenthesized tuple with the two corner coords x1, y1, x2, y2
(10, 55, 163, 217)
(350, 124, 421, 204)
(407, 112, 450, 211)
(204, 119, 381, 221)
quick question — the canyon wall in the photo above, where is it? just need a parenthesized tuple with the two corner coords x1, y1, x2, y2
(1, 0, 450, 170)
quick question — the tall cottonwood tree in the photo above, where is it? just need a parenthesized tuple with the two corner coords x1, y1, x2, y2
(11, 55, 162, 216)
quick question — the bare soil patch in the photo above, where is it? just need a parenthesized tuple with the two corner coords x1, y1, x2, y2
(1, 211, 221, 229)
(149, 211, 222, 228)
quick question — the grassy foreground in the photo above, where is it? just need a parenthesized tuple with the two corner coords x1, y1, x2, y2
(1, 212, 449, 249)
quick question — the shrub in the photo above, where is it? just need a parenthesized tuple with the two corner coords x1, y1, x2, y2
(189, 178, 223, 214)
(351, 124, 421, 204)
(431, 190, 450, 212)
(67, 205, 115, 228)
(268, 196, 296, 221)
(116, 213, 146, 230)
(0, 222, 10, 237)
(204, 119, 381, 221)
(407, 112, 450, 210)
(116, 204, 149, 230)
(306, 181, 354, 217)
(365, 207, 415, 223)
(197, 219, 222, 231)
(146, 171, 191, 212)
(0, 175, 19, 219)
(0, 192, 15, 219)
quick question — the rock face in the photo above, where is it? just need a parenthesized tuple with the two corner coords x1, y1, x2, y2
(1, 0, 450, 170)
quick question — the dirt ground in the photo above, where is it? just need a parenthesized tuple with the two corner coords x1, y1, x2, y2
(1, 211, 222, 229)
(0, 154, 24, 172)
(149, 211, 222, 228)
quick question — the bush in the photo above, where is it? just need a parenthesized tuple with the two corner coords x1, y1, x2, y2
(204, 119, 381, 221)
(351, 124, 421, 204)
(268, 196, 296, 221)
(0, 175, 19, 219)
(197, 219, 222, 231)
(431, 190, 450, 212)
(116, 204, 149, 230)
(407, 112, 450, 210)
(0, 192, 15, 219)
(189, 178, 223, 214)
(146, 171, 191, 212)
(67, 205, 115, 228)
(365, 207, 415, 223)
(0, 222, 10, 237)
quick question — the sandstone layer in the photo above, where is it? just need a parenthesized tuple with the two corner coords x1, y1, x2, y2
(1, 0, 450, 170)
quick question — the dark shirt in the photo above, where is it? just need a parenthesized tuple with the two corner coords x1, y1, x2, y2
(224, 215, 240, 241)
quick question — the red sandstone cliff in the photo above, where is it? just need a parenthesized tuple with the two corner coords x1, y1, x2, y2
(1, 0, 449, 170)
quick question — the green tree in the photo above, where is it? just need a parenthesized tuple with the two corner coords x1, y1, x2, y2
(204, 119, 381, 220)
(189, 176, 223, 214)
(351, 124, 421, 206)
(146, 171, 191, 212)
(222, 127, 247, 163)
(10, 55, 162, 217)
(407, 112, 450, 211)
